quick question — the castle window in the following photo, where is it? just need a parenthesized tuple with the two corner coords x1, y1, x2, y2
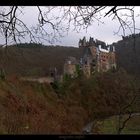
(68, 61, 71, 64)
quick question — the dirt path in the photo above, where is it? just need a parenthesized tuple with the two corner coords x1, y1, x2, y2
(20, 77, 54, 83)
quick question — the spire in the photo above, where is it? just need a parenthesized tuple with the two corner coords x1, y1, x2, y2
(79, 39, 82, 47)
(89, 37, 95, 46)
(83, 36, 86, 47)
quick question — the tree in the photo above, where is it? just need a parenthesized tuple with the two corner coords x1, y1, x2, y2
(114, 69, 137, 134)
(0, 6, 138, 46)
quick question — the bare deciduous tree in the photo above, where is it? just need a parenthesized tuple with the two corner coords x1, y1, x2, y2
(0, 6, 139, 45)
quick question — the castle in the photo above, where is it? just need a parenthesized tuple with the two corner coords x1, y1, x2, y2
(64, 37, 116, 78)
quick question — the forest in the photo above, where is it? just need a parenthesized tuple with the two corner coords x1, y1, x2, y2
(0, 33, 140, 78)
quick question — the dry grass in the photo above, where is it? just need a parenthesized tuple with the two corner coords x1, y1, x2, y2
(0, 71, 139, 134)
(0, 76, 89, 134)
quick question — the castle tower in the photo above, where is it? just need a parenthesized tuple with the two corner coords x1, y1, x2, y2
(79, 39, 82, 47)
(79, 36, 87, 48)
(79, 37, 117, 75)
(83, 36, 86, 47)
(89, 37, 95, 46)
(109, 45, 117, 69)
(64, 56, 78, 78)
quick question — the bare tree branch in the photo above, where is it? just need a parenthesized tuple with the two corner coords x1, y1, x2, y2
(0, 6, 139, 46)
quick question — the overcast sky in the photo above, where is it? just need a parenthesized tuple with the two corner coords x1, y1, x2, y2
(0, 6, 140, 47)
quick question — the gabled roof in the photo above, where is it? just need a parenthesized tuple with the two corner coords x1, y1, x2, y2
(89, 37, 96, 46)
(98, 45, 110, 53)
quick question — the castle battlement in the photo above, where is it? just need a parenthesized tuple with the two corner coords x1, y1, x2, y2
(79, 37, 116, 77)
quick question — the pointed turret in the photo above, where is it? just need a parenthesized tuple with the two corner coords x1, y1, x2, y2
(89, 37, 95, 46)
(79, 39, 82, 47)
(83, 36, 86, 47)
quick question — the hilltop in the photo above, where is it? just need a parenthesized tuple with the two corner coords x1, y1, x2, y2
(114, 33, 140, 76)
(0, 33, 140, 78)
(0, 43, 84, 77)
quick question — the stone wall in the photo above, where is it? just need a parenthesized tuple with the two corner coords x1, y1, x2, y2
(64, 63, 77, 78)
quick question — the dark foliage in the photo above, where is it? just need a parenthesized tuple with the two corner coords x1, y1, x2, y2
(115, 33, 140, 77)
(0, 44, 83, 77)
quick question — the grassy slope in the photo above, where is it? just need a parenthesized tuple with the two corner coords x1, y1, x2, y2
(0, 69, 139, 134)
(0, 76, 89, 134)
(97, 115, 140, 134)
